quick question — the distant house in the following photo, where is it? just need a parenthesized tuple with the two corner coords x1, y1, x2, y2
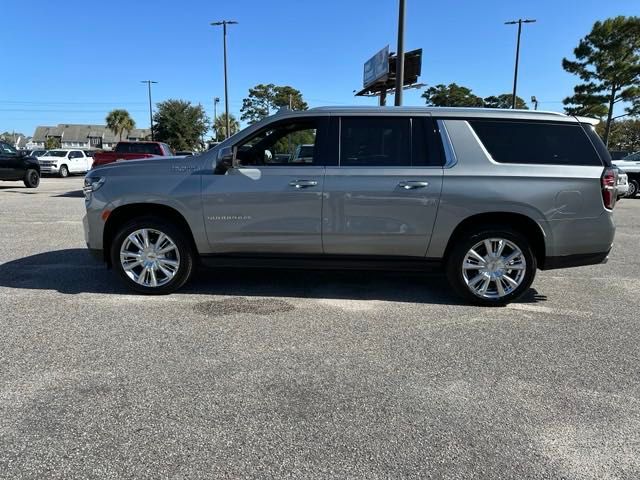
(30, 124, 151, 151)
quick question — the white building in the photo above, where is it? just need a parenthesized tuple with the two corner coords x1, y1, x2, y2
(31, 124, 151, 151)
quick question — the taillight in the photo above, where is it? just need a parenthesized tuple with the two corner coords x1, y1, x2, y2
(601, 167, 617, 210)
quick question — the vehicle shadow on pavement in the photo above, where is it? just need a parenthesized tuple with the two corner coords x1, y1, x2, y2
(54, 190, 84, 198)
(0, 248, 545, 305)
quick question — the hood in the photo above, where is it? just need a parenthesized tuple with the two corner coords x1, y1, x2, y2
(91, 154, 211, 176)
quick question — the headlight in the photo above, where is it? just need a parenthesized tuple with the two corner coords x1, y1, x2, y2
(83, 176, 105, 196)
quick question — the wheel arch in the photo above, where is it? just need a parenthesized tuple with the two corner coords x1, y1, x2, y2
(443, 212, 547, 267)
(103, 203, 198, 267)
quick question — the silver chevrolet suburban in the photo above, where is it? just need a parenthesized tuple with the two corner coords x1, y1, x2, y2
(83, 107, 617, 305)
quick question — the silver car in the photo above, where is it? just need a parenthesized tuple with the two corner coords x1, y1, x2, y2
(83, 107, 616, 305)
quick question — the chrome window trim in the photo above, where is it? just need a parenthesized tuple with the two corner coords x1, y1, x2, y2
(437, 120, 458, 168)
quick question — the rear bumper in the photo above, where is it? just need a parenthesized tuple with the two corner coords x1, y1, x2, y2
(541, 250, 610, 270)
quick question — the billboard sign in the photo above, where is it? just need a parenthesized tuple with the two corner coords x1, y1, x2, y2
(363, 46, 389, 89)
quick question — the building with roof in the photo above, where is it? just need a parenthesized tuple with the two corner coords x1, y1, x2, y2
(30, 124, 151, 151)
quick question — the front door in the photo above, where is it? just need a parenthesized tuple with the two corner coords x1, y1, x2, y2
(0, 142, 22, 180)
(201, 116, 329, 254)
(322, 116, 444, 257)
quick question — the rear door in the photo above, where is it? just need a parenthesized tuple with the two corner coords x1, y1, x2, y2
(72, 150, 86, 172)
(201, 116, 329, 254)
(322, 115, 444, 257)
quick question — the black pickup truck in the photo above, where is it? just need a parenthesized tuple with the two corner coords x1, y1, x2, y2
(0, 141, 40, 188)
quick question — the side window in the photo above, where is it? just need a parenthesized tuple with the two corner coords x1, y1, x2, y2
(340, 117, 409, 167)
(0, 142, 18, 155)
(236, 120, 320, 166)
(469, 120, 603, 166)
(412, 117, 444, 167)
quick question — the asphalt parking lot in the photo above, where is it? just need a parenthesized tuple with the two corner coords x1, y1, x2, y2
(1, 176, 639, 479)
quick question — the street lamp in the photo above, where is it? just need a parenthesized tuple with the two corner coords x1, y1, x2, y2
(531, 95, 539, 110)
(394, 0, 406, 106)
(213, 97, 220, 141)
(211, 20, 238, 140)
(505, 18, 536, 109)
(141, 80, 158, 140)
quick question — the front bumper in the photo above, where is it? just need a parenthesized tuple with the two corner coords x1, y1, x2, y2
(39, 164, 60, 174)
(83, 209, 105, 253)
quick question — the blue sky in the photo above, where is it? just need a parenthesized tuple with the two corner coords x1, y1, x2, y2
(1, 0, 637, 136)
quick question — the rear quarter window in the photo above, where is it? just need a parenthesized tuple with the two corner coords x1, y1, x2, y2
(469, 120, 603, 166)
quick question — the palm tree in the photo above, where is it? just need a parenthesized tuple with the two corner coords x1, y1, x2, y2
(214, 113, 240, 141)
(105, 109, 136, 141)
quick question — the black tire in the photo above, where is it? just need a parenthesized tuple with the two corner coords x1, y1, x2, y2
(627, 179, 639, 198)
(58, 164, 69, 178)
(446, 226, 537, 306)
(23, 168, 40, 188)
(110, 216, 195, 294)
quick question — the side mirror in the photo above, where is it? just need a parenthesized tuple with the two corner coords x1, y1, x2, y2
(215, 145, 236, 174)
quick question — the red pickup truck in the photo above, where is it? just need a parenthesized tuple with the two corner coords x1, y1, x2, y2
(92, 141, 174, 168)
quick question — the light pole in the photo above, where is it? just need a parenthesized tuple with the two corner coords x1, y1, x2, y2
(141, 80, 158, 140)
(394, 0, 406, 106)
(211, 20, 238, 140)
(505, 18, 536, 109)
(213, 97, 220, 141)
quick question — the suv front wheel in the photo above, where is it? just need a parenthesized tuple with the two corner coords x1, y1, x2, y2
(111, 217, 195, 294)
(446, 227, 536, 306)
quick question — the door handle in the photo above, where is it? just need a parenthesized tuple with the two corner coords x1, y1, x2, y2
(289, 179, 318, 189)
(398, 180, 429, 190)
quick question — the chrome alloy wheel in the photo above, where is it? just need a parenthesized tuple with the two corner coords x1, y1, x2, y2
(119, 228, 180, 288)
(461, 238, 526, 299)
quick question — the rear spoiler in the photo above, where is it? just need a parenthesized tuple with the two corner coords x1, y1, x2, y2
(575, 116, 600, 126)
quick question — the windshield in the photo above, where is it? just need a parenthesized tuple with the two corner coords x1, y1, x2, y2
(32, 150, 46, 156)
(622, 151, 640, 161)
(43, 151, 68, 157)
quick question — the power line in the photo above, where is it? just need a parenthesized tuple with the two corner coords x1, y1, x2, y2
(0, 108, 149, 113)
(0, 100, 148, 105)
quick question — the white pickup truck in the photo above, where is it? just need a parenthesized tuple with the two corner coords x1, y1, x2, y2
(613, 152, 640, 197)
(37, 149, 93, 177)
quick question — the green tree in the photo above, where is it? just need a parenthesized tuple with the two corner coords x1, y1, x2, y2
(214, 113, 240, 141)
(562, 16, 640, 145)
(45, 136, 60, 149)
(0, 131, 25, 143)
(240, 84, 308, 124)
(153, 99, 210, 150)
(597, 119, 640, 151)
(105, 109, 136, 141)
(483, 94, 528, 109)
(422, 83, 484, 107)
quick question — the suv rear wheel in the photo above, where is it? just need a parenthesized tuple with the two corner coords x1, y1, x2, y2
(446, 227, 536, 306)
(111, 217, 195, 294)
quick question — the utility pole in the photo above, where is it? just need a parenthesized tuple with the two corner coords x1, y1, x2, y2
(505, 18, 536, 109)
(211, 20, 238, 140)
(394, 0, 406, 106)
(213, 97, 220, 141)
(141, 80, 158, 140)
